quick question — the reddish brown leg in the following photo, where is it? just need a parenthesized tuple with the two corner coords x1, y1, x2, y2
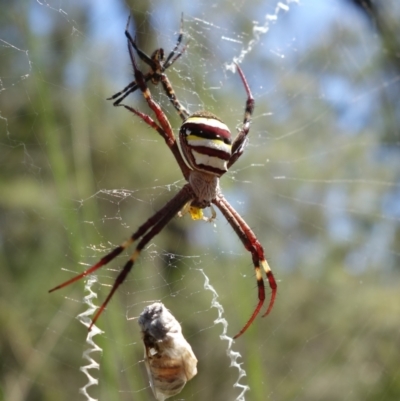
(50, 185, 194, 330)
(213, 195, 277, 339)
(107, 14, 187, 106)
(228, 63, 255, 169)
(160, 74, 190, 121)
(119, 39, 191, 180)
(121, 104, 191, 180)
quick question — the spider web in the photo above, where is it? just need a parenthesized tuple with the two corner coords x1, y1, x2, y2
(2, 0, 400, 401)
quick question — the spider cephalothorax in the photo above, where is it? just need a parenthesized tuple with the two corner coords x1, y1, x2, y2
(50, 17, 277, 339)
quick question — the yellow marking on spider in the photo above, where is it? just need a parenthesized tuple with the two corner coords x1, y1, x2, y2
(179, 202, 216, 223)
(186, 135, 229, 145)
(130, 249, 141, 262)
(255, 266, 263, 281)
(186, 136, 232, 155)
(261, 259, 272, 274)
(122, 238, 135, 249)
(143, 88, 151, 99)
(190, 206, 217, 223)
(189, 206, 204, 220)
(186, 134, 207, 141)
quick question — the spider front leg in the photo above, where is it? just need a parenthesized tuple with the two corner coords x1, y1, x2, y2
(227, 64, 255, 169)
(160, 74, 190, 121)
(119, 36, 191, 181)
(108, 15, 188, 107)
(107, 16, 158, 106)
(124, 18, 190, 121)
(107, 72, 156, 106)
(121, 103, 191, 180)
(213, 195, 277, 339)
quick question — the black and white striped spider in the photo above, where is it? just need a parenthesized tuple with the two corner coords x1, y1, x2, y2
(50, 17, 277, 339)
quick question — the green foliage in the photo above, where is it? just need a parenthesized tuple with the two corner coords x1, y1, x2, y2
(1, 1, 400, 401)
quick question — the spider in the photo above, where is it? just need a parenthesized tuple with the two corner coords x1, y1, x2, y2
(49, 17, 277, 339)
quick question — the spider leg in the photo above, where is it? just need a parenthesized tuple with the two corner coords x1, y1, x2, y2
(107, 73, 155, 106)
(124, 17, 190, 121)
(125, 32, 159, 69)
(156, 14, 191, 121)
(159, 16, 191, 120)
(120, 41, 191, 180)
(213, 195, 277, 339)
(108, 18, 161, 106)
(108, 15, 188, 107)
(227, 63, 255, 169)
(160, 74, 190, 121)
(163, 13, 185, 68)
(120, 103, 191, 180)
(89, 185, 194, 330)
(49, 185, 194, 330)
(107, 16, 152, 105)
(129, 13, 186, 72)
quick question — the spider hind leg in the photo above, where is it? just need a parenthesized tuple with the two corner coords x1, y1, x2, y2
(49, 185, 194, 330)
(213, 195, 277, 339)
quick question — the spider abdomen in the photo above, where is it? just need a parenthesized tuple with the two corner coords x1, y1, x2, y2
(179, 112, 232, 177)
